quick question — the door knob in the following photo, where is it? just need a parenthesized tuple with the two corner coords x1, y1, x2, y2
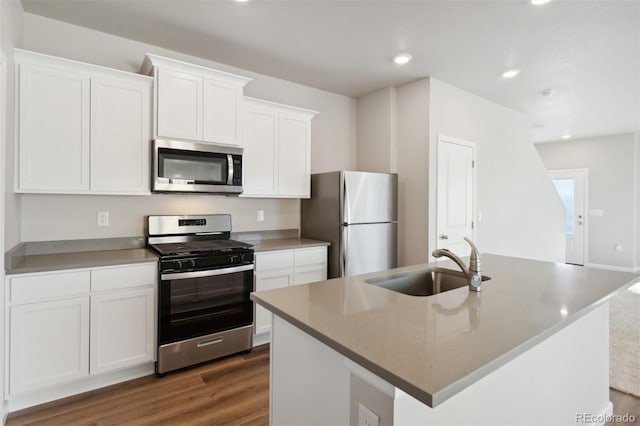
(439, 234, 449, 240)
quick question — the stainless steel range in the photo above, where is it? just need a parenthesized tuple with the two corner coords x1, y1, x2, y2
(147, 214, 254, 375)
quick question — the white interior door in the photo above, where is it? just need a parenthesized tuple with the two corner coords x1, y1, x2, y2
(436, 138, 475, 256)
(548, 169, 586, 265)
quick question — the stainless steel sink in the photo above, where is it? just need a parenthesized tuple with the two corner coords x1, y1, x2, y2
(364, 267, 491, 296)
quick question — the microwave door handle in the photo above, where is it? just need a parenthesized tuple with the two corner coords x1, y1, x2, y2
(227, 154, 234, 185)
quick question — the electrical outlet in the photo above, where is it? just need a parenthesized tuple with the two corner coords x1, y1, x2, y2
(257, 210, 265, 222)
(97, 211, 110, 227)
(358, 403, 379, 426)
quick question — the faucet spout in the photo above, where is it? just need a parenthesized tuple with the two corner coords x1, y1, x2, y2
(432, 237, 483, 292)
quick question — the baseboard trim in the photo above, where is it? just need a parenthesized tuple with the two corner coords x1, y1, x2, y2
(252, 332, 270, 347)
(585, 263, 636, 273)
(7, 362, 154, 413)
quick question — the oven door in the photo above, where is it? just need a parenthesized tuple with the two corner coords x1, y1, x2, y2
(159, 264, 254, 345)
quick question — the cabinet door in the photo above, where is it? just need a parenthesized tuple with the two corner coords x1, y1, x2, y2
(242, 106, 278, 196)
(90, 287, 155, 374)
(277, 114, 310, 197)
(10, 297, 89, 395)
(203, 78, 242, 146)
(91, 78, 152, 193)
(254, 269, 293, 335)
(156, 68, 203, 141)
(18, 63, 90, 191)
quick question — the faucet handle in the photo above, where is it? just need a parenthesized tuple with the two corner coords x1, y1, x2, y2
(463, 237, 481, 272)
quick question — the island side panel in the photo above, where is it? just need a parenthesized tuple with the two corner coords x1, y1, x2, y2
(271, 314, 350, 425)
(394, 303, 611, 425)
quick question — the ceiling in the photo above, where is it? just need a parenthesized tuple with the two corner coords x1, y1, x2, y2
(21, 0, 640, 143)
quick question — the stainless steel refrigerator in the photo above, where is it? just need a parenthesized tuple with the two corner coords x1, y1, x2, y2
(301, 171, 398, 278)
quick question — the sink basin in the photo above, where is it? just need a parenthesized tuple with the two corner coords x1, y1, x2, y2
(364, 267, 491, 296)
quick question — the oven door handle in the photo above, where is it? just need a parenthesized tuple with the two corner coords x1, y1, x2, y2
(161, 264, 254, 280)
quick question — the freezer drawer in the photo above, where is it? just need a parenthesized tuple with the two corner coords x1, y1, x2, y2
(342, 222, 397, 277)
(342, 171, 397, 224)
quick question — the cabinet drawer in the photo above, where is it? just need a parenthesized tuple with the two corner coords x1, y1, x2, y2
(294, 247, 327, 267)
(10, 271, 90, 303)
(91, 263, 157, 292)
(293, 265, 327, 286)
(255, 251, 294, 272)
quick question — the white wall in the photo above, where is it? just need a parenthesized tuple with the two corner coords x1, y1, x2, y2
(1, 0, 24, 418)
(396, 79, 430, 266)
(355, 77, 564, 266)
(356, 87, 396, 173)
(20, 195, 299, 241)
(428, 78, 565, 262)
(2, 0, 23, 250)
(536, 133, 637, 269)
(13, 13, 356, 243)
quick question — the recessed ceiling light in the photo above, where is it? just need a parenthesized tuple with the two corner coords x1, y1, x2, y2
(234, 0, 249, 2)
(393, 53, 412, 65)
(501, 69, 521, 79)
(541, 88, 556, 97)
(530, 0, 552, 5)
(562, 133, 571, 139)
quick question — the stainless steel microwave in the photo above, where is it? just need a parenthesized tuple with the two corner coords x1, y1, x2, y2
(152, 139, 243, 194)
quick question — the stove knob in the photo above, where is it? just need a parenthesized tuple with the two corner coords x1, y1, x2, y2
(175, 260, 183, 270)
(189, 259, 196, 269)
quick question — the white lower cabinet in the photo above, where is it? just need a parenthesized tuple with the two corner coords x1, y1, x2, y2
(90, 287, 155, 375)
(6, 262, 157, 397)
(254, 246, 327, 339)
(10, 297, 90, 395)
(254, 270, 293, 335)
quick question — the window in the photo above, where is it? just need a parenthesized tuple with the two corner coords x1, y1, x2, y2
(552, 178, 574, 234)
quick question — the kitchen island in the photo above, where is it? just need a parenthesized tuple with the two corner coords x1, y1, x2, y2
(251, 254, 639, 425)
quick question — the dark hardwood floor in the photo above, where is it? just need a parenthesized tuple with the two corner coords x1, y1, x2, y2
(6, 344, 270, 426)
(6, 344, 639, 425)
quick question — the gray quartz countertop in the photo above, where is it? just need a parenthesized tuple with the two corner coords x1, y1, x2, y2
(6, 248, 158, 274)
(252, 254, 640, 407)
(5, 236, 158, 275)
(248, 237, 330, 252)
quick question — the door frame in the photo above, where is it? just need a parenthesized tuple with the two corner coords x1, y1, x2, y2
(434, 134, 477, 255)
(548, 168, 589, 266)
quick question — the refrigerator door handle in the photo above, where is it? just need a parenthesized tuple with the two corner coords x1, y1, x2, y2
(343, 178, 351, 224)
(341, 225, 348, 276)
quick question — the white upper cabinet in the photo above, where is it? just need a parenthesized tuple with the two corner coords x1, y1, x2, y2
(15, 49, 153, 195)
(156, 68, 203, 141)
(242, 104, 278, 196)
(278, 114, 311, 197)
(18, 63, 91, 191)
(203, 78, 243, 145)
(90, 77, 151, 194)
(141, 53, 251, 146)
(242, 97, 317, 199)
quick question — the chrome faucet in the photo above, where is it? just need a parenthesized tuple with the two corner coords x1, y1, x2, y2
(432, 237, 483, 292)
